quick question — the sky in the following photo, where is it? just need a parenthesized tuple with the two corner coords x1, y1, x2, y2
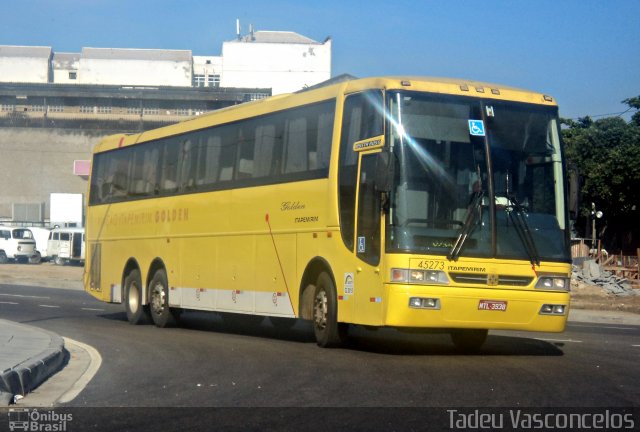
(1, 0, 638, 121)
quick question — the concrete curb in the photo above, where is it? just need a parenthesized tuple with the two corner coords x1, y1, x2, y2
(0, 321, 66, 405)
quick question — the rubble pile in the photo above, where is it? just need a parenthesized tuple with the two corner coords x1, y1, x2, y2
(572, 260, 638, 297)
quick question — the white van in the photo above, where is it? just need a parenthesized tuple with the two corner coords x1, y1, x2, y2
(47, 227, 85, 265)
(0, 226, 37, 263)
(27, 227, 52, 263)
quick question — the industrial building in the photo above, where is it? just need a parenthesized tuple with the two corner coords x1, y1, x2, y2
(0, 27, 332, 224)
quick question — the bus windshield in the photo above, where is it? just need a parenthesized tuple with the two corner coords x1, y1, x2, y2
(386, 91, 570, 262)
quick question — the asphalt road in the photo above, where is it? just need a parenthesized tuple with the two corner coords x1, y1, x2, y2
(1, 282, 639, 429)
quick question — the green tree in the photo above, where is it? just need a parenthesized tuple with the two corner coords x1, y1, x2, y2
(623, 96, 640, 126)
(562, 97, 640, 253)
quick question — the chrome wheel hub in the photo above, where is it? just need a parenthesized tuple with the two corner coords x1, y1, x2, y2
(150, 283, 165, 315)
(314, 290, 328, 330)
(128, 282, 140, 313)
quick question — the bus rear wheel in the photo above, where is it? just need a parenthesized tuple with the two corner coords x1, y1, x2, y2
(450, 329, 488, 352)
(313, 272, 348, 348)
(149, 269, 178, 328)
(124, 269, 150, 325)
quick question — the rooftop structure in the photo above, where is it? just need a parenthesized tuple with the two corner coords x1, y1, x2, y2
(0, 27, 331, 94)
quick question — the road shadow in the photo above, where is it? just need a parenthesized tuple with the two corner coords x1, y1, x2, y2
(97, 310, 563, 356)
(98, 310, 317, 344)
(346, 328, 564, 357)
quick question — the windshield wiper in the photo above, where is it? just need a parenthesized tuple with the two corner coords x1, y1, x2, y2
(448, 191, 483, 261)
(506, 196, 540, 266)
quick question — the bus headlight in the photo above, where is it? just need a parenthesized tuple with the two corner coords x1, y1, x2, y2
(535, 276, 570, 291)
(409, 297, 441, 309)
(391, 268, 449, 284)
(539, 304, 567, 315)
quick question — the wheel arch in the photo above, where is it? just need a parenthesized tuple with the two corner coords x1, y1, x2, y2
(299, 257, 335, 320)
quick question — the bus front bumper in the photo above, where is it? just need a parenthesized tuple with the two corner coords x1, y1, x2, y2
(384, 284, 570, 333)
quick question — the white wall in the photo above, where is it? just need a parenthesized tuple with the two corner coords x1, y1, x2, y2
(0, 57, 49, 83)
(78, 49, 192, 87)
(221, 39, 331, 94)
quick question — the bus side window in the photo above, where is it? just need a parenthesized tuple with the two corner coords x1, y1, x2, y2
(314, 109, 334, 170)
(179, 138, 196, 191)
(90, 153, 107, 205)
(110, 150, 131, 199)
(283, 117, 308, 174)
(144, 146, 160, 195)
(129, 146, 148, 197)
(254, 122, 277, 178)
(197, 134, 222, 188)
(236, 125, 255, 179)
(160, 138, 180, 193)
(217, 126, 237, 182)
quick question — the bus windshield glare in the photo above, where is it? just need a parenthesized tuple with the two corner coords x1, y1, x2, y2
(386, 91, 570, 263)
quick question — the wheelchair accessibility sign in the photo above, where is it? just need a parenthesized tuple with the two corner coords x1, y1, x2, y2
(468, 120, 486, 136)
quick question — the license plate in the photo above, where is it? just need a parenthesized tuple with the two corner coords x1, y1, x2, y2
(478, 300, 507, 311)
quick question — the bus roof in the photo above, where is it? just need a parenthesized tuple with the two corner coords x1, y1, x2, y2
(93, 76, 557, 154)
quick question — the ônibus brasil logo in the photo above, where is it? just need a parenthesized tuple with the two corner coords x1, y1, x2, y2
(8, 408, 73, 432)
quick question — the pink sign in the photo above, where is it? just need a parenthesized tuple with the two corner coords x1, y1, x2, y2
(74, 160, 91, 176)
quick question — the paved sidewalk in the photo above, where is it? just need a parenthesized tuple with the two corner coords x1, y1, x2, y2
(0, 319, 66, 405)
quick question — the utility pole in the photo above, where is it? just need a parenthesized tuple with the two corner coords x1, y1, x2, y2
(590, 202, 603, 256)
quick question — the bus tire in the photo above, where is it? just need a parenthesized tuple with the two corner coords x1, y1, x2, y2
(450, 329, 488, 352)
(313, 272, 348, 348)
(124, 269, 150, 325)
(149, 268, 178, 328)
(0, 251, 7, 264)
(54, 256, 65, 266)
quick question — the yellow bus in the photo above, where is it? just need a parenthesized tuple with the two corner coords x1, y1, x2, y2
(84, 76, 571, 350)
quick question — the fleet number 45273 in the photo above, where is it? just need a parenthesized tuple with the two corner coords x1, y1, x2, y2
(416, 260, 445, 270)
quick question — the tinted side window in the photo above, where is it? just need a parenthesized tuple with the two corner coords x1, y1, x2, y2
(89, 99, 336, 205)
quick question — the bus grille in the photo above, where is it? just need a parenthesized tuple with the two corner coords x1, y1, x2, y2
(449, 273, 533, 287)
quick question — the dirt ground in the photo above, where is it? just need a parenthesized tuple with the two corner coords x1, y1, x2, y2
(0, 262, 84, 290)
(570, 279, 640, 314)
(0, 262, 638, 313)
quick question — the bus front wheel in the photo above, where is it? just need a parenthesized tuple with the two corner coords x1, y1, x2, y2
(124, 269, 150, 325)
(313, 272, 348, 348)
(149, 269, 178, 328)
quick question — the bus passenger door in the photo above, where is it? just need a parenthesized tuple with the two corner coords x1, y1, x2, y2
(354, 153, 384, 325)
(338, 90, 385, 326)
